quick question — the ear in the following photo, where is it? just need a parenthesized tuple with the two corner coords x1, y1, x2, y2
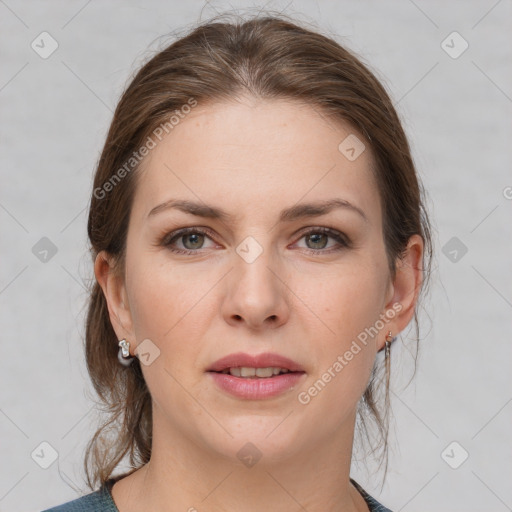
(94, 251, 135, 353)
(378, 234, 424, 351)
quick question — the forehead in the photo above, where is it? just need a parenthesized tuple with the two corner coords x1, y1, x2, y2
(132, 97, 381, 224)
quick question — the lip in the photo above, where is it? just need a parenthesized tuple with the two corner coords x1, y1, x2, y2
(208, 371, 306, 400)
(206, 352, 306, 400)
(206, 352, 305, 373)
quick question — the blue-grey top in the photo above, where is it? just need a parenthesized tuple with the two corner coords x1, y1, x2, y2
(42, 477, 393, 512)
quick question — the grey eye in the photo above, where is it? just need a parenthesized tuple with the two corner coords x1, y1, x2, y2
(305, 232, 329, 249)
(181, 233, 205, 250)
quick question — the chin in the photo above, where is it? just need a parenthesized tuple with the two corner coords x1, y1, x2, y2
(199, 416, 307, 465)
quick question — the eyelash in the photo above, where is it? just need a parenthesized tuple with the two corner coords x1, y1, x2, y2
(161, 227, 350, 256)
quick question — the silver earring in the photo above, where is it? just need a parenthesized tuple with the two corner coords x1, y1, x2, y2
(118, 339, 134, 367)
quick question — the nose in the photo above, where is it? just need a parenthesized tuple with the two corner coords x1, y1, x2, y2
(221, 242, 290, 331)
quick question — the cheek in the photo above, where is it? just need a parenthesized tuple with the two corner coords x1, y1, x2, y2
(295, 273, 383, 425)
(124, 257, 216, 412)
(125, 254, 216, 343)
(294, 256, 388, 397)
(300, 259, 388, 341)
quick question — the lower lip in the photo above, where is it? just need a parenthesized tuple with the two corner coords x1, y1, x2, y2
(208, 371, 306, 399)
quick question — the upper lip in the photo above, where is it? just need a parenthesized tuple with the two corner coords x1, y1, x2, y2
(207, 352, 305, 372)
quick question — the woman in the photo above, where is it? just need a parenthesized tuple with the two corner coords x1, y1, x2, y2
(43, 12, 432, 512)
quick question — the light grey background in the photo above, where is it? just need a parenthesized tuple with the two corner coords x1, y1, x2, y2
(1, 1, 511, 511)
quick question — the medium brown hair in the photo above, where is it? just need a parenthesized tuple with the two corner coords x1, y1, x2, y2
(84, 12, 433, 491)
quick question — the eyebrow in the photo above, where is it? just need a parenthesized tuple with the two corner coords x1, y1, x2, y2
(147, 198, 368, 223)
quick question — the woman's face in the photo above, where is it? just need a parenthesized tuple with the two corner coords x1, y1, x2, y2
(100, 97, 418, 463)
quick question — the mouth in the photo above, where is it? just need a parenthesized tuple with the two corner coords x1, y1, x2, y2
(211, 366, 302, 378)
(206, 352, 306, 399)
(206, 351, 306, 375)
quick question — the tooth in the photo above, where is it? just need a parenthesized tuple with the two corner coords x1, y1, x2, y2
(240, 367, 256, 377)
(255, 367, 274, 378)
(227, 367, 292, 378)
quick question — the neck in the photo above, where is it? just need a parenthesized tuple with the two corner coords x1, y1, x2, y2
(111, 406, 368, 512)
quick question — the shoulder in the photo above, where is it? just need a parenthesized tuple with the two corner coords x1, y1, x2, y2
(350, 478, 394, 512)
(41, 482, 118, 512)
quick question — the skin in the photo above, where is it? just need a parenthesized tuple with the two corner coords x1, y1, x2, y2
(95, 96, 423, 512)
